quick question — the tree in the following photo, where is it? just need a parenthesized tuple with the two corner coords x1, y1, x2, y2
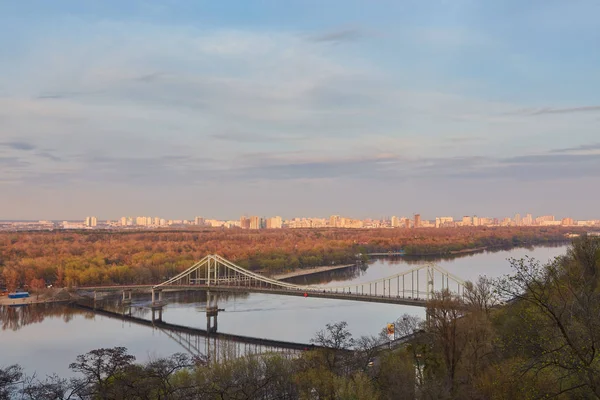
(311, 321, 355, 351)
(425, 290, 467, 396)
(494, 235, 600, 398)
(68, 347, 136, 399)
(0, 364, 22, 400)
(463, 276, 499, 314)
(20, 375, 72, 400)
(375, 350, 416, 400)
(311, 321, 355, 373)
(353, 335, 386, 371)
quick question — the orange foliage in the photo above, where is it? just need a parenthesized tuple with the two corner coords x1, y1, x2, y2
(0, 227, 574, 288)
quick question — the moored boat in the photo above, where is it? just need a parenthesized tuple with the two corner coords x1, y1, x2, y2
(8, 292, 30, 299)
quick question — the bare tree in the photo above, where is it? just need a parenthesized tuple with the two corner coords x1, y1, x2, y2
(0, 364, 22, 400)
(463, 276, 499, 314)
(353, 335, 386, 371)
(311, 321, 355, 350)
(425, 289, 467, 395)
(20, 375, 73, 400)
(68, 347, 136, 399)
(311, 321, 355, 373)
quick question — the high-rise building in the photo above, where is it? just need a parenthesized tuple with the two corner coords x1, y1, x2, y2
(194, 216, 205, 226)
(473, 216, 480, 226)
(436, 216, 454, 228)
(414, 214, 421, 228)
(562, 218, 574, 226)
(391, 216, 400, 228)
(329, 215, 341, 228)
(515, 213, 522, 226)
(462, 216, 472, 226)
(536, 215, 555, 224)
(249, 216, 261, 230)
(240, 216, 250, 229)
(120, 217, 127, 226)
(266, 216, 283, 229)
(84, 216, 97, 227)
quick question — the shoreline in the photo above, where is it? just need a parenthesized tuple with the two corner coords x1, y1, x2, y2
(271, 264, 355, 280)
(392, 240, 570, 258)
(0, 296, 71, 306)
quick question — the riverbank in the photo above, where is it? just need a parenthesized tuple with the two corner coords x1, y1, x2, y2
(270, 264, 355, 280)
(449, 246, 488, 255)
(0, 288, 73, 306)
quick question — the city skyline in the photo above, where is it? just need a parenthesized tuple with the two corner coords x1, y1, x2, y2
(1, 210, 599, 222)
(1, 1, 600, 219)
(2, 211, 599, 232)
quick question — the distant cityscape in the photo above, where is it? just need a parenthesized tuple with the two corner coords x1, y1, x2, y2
(1, 213, 599, 232)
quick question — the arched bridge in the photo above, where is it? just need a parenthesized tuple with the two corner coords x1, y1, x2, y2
(151, 254, 466, 307)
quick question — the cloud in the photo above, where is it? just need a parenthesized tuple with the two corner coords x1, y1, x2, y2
(36, 151, 63, 162)
(0, 141, 36, 151)
(1, 19, 599, 219)
(135, 71, 166, 83)
(511, 106, 600, 116)
(309, 28, 365, 44)
(211, 132, 305, 143)
(550, 143, 600, 153)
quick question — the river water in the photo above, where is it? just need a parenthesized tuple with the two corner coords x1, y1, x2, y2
(0, 244, 568, 378)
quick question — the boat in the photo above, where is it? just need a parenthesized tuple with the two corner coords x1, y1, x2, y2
(8, 292, 30, 299)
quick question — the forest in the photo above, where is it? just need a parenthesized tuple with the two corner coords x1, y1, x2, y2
(1, 235, 600, 399)
(0, 226, 576, 290)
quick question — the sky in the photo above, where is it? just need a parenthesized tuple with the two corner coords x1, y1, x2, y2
(1, 0, 600, 220)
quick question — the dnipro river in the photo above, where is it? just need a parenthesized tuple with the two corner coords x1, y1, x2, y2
(0, 244, 568, 378)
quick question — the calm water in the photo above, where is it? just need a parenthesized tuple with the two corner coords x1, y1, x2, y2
(0, 244, 568, 377)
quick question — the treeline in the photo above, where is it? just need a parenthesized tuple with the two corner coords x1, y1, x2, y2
(0, 227, 575, 290)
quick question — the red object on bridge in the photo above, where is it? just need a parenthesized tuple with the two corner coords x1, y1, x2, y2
(303, 292, 308, 297)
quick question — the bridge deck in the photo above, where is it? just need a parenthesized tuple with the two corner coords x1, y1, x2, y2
(80, 285, 427, 306)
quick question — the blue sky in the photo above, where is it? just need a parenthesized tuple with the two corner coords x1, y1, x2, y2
(1, 0, 599, 220)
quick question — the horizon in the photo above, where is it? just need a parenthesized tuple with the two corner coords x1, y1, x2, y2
(1, 1, 599, 220)
(0, 211, 593, 223)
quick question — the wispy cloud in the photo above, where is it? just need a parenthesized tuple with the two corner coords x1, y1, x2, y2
(511, 106, 600, 116)
(309, 28, 366, 44)
(0, 141, 36, 151)
(550, 143, 600, 153)
(37, 151, 63, 162)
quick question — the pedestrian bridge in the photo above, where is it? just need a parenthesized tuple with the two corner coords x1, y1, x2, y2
(150, 254, 466, 306)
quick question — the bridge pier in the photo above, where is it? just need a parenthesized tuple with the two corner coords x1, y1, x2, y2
(93, 290, 98, 309)
(122, 304, 132, 317)
(151, 307, 163, 322)
(151, 289, 163, 304)
(122, 290, 132, 304)
(206, 291, 219, 334)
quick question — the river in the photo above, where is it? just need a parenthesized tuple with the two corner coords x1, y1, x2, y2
(0, 244, 568, 378)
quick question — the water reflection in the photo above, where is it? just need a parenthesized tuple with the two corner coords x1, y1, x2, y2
(0, 303, 82, 332)
(286, 264, 367, 286)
